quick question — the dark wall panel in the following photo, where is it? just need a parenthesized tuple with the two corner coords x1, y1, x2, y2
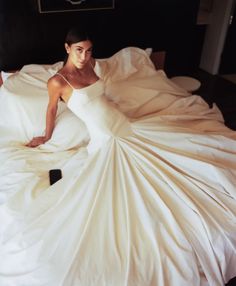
(0, 0, 200, 75)
(219, 4, 236, 74)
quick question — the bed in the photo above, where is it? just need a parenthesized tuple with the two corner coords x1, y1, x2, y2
(0, 47, 236, 286)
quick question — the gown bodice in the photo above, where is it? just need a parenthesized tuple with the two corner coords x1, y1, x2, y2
(67, 79, 132, 153)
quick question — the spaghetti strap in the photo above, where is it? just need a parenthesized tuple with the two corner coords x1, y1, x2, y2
(56, 73, 75, 89)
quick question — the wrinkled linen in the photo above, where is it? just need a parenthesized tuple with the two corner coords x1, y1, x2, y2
(0, 47, 236, 286)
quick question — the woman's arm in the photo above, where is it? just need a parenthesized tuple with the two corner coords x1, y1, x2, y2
(26, 77, 62, 147)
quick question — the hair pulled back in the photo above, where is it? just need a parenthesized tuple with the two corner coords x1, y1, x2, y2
(65, 26, 93, 46)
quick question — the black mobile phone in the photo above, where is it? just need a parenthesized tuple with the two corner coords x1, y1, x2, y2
(49, 169, 62, 185)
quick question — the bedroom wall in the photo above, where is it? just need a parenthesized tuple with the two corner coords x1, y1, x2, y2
(0, 0, 200, 76)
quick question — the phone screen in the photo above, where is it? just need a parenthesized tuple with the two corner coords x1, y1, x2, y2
(49, 169, 62, 185)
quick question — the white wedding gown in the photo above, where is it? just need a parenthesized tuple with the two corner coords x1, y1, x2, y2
(1, 74, 236, 286)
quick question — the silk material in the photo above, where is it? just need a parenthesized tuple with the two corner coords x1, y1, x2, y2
(0, 48, 236, 286)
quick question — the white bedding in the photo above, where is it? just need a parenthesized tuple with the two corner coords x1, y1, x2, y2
(0, 47, 236, 285)
(0, 47, 235, 202)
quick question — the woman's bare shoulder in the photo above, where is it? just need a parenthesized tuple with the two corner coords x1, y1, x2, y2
(48, 73, 66, 89)
(47, 73, 69, 101)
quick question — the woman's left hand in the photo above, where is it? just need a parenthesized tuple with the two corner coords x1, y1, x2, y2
(26, 136, 47, 147)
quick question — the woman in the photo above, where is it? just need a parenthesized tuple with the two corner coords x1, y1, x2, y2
(1, 27, 236, 286)
(27, 28, 98, 147)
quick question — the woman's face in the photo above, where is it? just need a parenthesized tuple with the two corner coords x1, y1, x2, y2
(65, 40, 93, 69)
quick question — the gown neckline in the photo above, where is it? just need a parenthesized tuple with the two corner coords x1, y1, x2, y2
(67, 78, 102, 107)
(72, 78, 101, 91)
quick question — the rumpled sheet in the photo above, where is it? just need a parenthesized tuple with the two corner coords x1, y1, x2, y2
(0, 47, 236, 286)
(0, 47, 235, 202)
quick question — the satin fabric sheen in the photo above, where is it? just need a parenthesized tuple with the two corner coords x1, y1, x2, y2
(0, 48, 236, 286)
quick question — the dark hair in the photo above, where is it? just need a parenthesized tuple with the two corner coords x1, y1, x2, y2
(63, 26, 94, 65)
(65, 26, 93, 46)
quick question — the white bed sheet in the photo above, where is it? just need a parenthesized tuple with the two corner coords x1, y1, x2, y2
(0, 47, 235, 204)
(0, 47, 236, 285)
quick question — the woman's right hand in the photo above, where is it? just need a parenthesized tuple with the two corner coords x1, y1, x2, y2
(26, 136, 48, 148)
